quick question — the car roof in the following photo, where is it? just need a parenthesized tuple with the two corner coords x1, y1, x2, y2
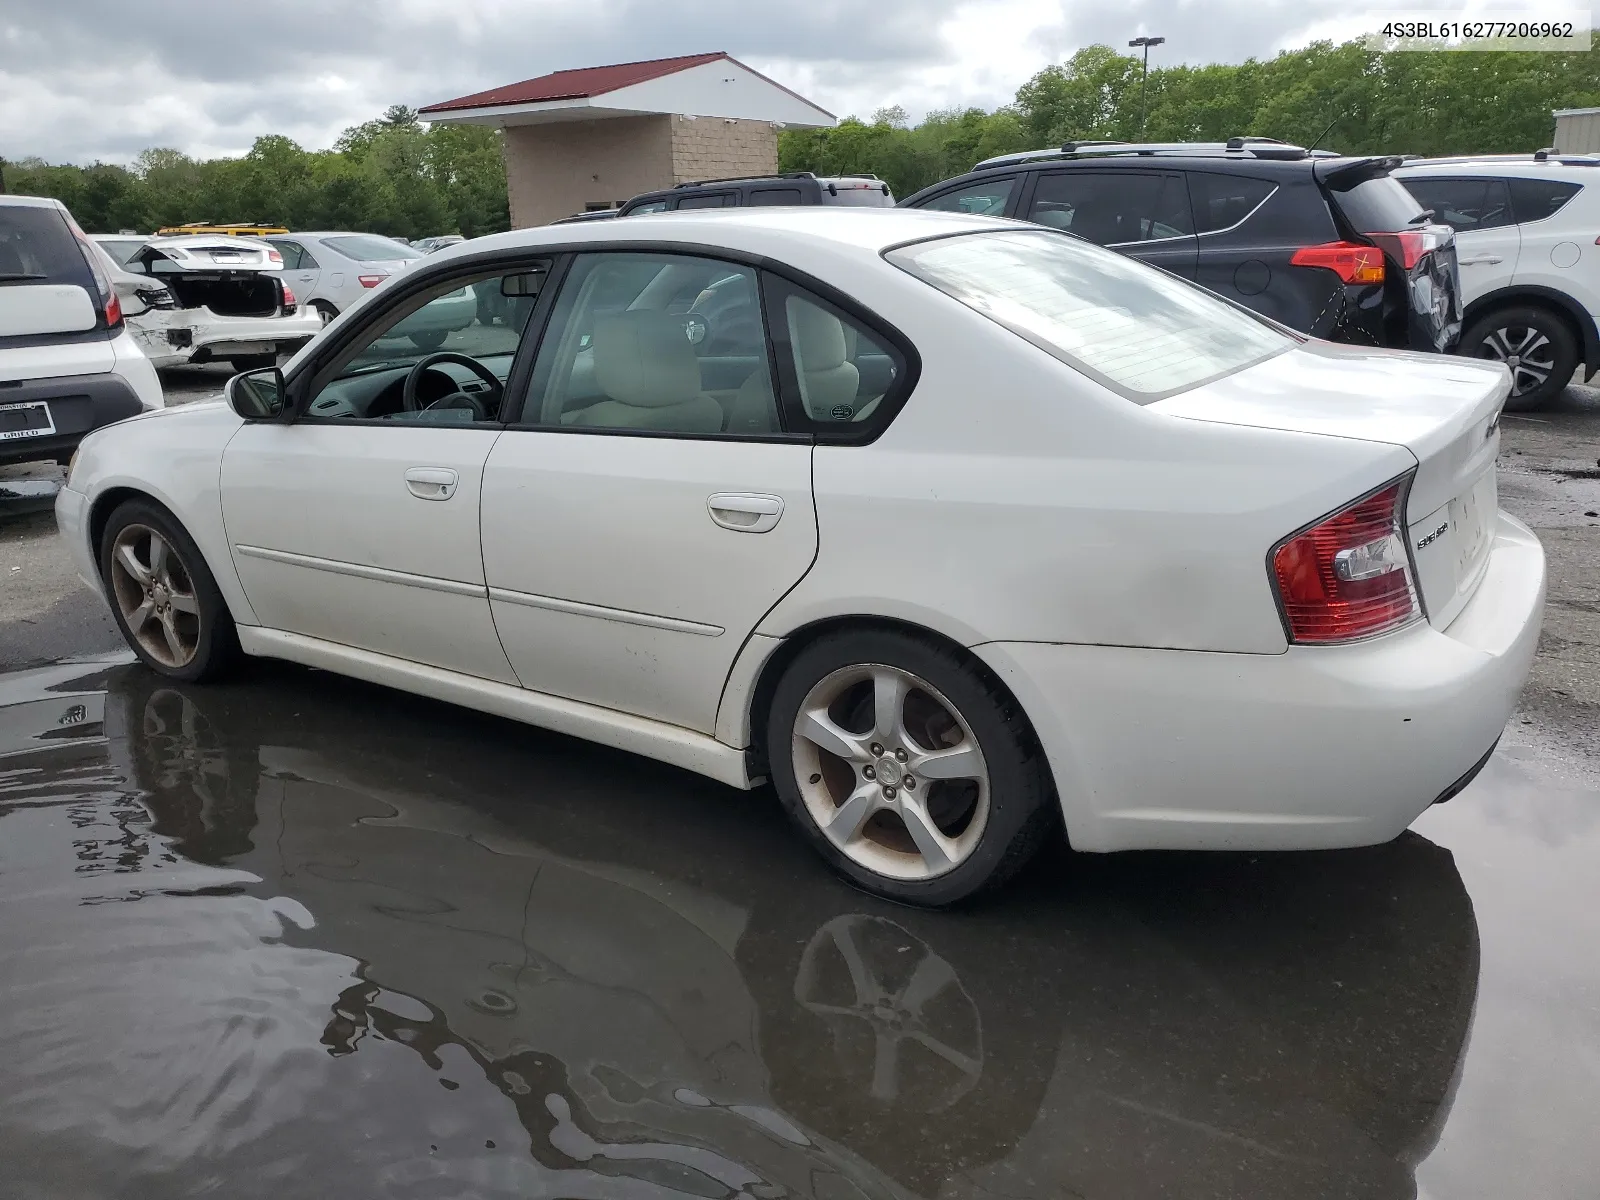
(427, 207, 1017, 266)
(0, 194, 66, 211)
(1394, 156, 1600, 177)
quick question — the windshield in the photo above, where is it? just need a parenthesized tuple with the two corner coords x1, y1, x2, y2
(324, 235, 423, 263)
(887, 229, 1291, 400)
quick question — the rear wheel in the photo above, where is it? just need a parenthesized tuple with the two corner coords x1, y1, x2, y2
(311, 300, 337, 326)
(1460, 304, 1577, 411)
(765, 629, 1054, 906)
(409, 330, 448, 351)
(101, 499, 238, 682)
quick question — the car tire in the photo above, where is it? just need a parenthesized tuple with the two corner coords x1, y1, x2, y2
(229, 354, 277, 372)
(409, 330, 448, 351)
(100, 498, 239, 683)
(1460, 304, 1577, 411)
(765, 628, 1055, 906)
(311, 300, 337, 326)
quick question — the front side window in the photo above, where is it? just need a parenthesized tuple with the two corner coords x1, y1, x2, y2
(1508, 178, 1582, 223)
(1027, 171, 1193, 245)
(889, 229, 1290, 400)
(918, 177, 1017, 217)
(749, 188, 805, 206)
(302, 264, 550, 423)
(627, 200, 670, 215)
(520, 253, 779, 436)
(1399, 177, 1513, 232)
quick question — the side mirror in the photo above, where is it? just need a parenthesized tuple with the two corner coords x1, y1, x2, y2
(501, 270, 545, 298)
(227, 367, 286, 420)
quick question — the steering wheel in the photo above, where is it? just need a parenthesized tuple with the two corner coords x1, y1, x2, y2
(401, 352, 502, 417)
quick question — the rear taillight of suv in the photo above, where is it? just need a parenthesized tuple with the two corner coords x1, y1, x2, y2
(1271, 477, 1421, 643)
(1368, 227, 1446, 270)
(1290, 242, 1385, 284)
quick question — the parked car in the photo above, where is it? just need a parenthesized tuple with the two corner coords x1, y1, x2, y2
(0, 195, 162, 467)
(91, 233, 152, 267)
(265, 231, 474, 345)
(1394, 150, 1600, 408)
(901, 138, 1463, 354)
(114, 235, 321, 372)
(555, 172, 897, 223)
(57, 208, 1541, 906)
(413, 235, 467, 254)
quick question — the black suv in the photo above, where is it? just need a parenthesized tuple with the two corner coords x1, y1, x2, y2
(901, 139, 1462, 353)
(556, 172, 896, 223)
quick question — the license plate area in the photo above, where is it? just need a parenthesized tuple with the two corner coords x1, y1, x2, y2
(0, 400, 55, 441)
(1450, 470, 1496, 579)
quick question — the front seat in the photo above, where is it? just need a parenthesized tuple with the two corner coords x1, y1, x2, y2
(567, 310, 724, 433)
(788, 301, 860, 420)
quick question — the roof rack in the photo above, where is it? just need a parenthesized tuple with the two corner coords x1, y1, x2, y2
(1404, 150, 1600, 167)
(672, 171, 819, 189)
(974, 138, 1313, 170)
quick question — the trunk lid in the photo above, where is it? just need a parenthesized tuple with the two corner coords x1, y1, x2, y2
(1153, 341, 1509, 629)
(1315, 157, 1464, 352)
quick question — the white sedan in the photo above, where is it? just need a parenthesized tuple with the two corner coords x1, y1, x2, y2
(56, 208, 1545, 905)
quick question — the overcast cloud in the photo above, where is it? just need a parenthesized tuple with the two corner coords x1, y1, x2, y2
(0, 0, 1569, 163)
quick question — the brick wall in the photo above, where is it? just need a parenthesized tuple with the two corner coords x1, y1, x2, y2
(669, 115, 778, 184)
(503, 116, 675, 227)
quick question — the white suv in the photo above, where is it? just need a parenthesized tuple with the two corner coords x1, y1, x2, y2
(1, 195, 162, 467)
(1395, 152, 1600, 409)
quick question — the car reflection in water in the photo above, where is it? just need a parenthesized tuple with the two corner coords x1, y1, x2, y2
(0, 659, 1479, 1199)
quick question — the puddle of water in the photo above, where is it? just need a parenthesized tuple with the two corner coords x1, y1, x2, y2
(0, 659, 1592, 1198)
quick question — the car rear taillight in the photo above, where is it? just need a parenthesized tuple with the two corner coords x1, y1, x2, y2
(103, 290, 122, 327)
(1290, 242, 1385, 284)
(1271, 478, 1421, 644)
(358, 274, 386, 288)
(281, 283, 296, 306)
(1368, 229, 1434, 270)
(266, 248, 283, 266)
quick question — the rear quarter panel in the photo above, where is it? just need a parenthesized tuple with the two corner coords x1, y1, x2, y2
(756, 268, 1414, 654)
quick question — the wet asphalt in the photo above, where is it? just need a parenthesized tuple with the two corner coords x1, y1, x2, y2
(0, 374, 1596, 1198)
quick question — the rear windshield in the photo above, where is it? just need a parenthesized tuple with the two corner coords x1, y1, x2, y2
(323, 235, 422, 262)
(1329, 174, 1426, 234)
(887, 229, 1291, 400)
(0, 204, 97, 292)
(95, 238, 148, 265)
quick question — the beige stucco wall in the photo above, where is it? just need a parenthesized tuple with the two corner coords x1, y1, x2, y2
(502, 114, 780, 227)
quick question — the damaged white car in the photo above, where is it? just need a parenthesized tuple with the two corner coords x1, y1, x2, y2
(117, 235, 321, 372)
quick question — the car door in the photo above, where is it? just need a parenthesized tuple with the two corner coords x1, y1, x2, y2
(480, 250, 816, 734)
(1399, 175, 1520, 306)
(1022, 170, 1198, 277)
(220, 259, 552, 684)
(269, 238, 324, 307)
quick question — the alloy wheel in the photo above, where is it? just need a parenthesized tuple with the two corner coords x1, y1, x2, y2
(1478, 324, 1556, 397)
(109, 524, 201, 669)
(791, 664, 990, 881)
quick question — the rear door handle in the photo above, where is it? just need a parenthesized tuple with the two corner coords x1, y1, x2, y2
(405, 467, 458, 501)
(1458, 255, 1504, 265)
(708, 492, 783, 533)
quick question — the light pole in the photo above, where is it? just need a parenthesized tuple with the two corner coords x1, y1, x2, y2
(1128, 35, 1166, 137)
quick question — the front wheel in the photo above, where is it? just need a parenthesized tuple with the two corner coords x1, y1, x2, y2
(1460, 305, 1577, 411)
(409, 330, 448, 352)
(765, 629, 1054, 906)
(101, 499, 239, 682)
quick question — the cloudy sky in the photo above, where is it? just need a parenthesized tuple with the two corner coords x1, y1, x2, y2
(0, 0, 1574, 163)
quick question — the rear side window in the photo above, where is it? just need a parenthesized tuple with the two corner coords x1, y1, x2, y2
(749, 188, 804, 206)
(676, 194, 733, 210)
(1026, 172, 1193, 245)
(1329, 175, 1425, 234)
(888, 229, 1290, 401)
(0, 204, 97, 292)
(270, 240, 304, 270)
(1509, 178, 1582, 223)
(1187, 174, 1277, 234)
(1399, 177, 1514, 231)
(917, 177, 1017, 216)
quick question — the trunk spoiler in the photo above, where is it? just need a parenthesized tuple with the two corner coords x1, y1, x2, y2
(1314, 156, 1405, 189)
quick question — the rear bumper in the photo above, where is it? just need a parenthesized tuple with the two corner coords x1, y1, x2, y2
(0, 373, 145, 467)
(977, 511, 1545, 853)
(128, 308, 321, 368)
(54, 484, 104, 601)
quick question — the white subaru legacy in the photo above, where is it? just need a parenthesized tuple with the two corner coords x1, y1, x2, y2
(56, 208, 1544, 906)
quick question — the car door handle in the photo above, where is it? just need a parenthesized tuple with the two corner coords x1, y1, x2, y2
(297, 273, 315, 281)
(1458, 255, 1504, 265)
(405, 467, 458, 501)
(708, 492, 783, 533)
